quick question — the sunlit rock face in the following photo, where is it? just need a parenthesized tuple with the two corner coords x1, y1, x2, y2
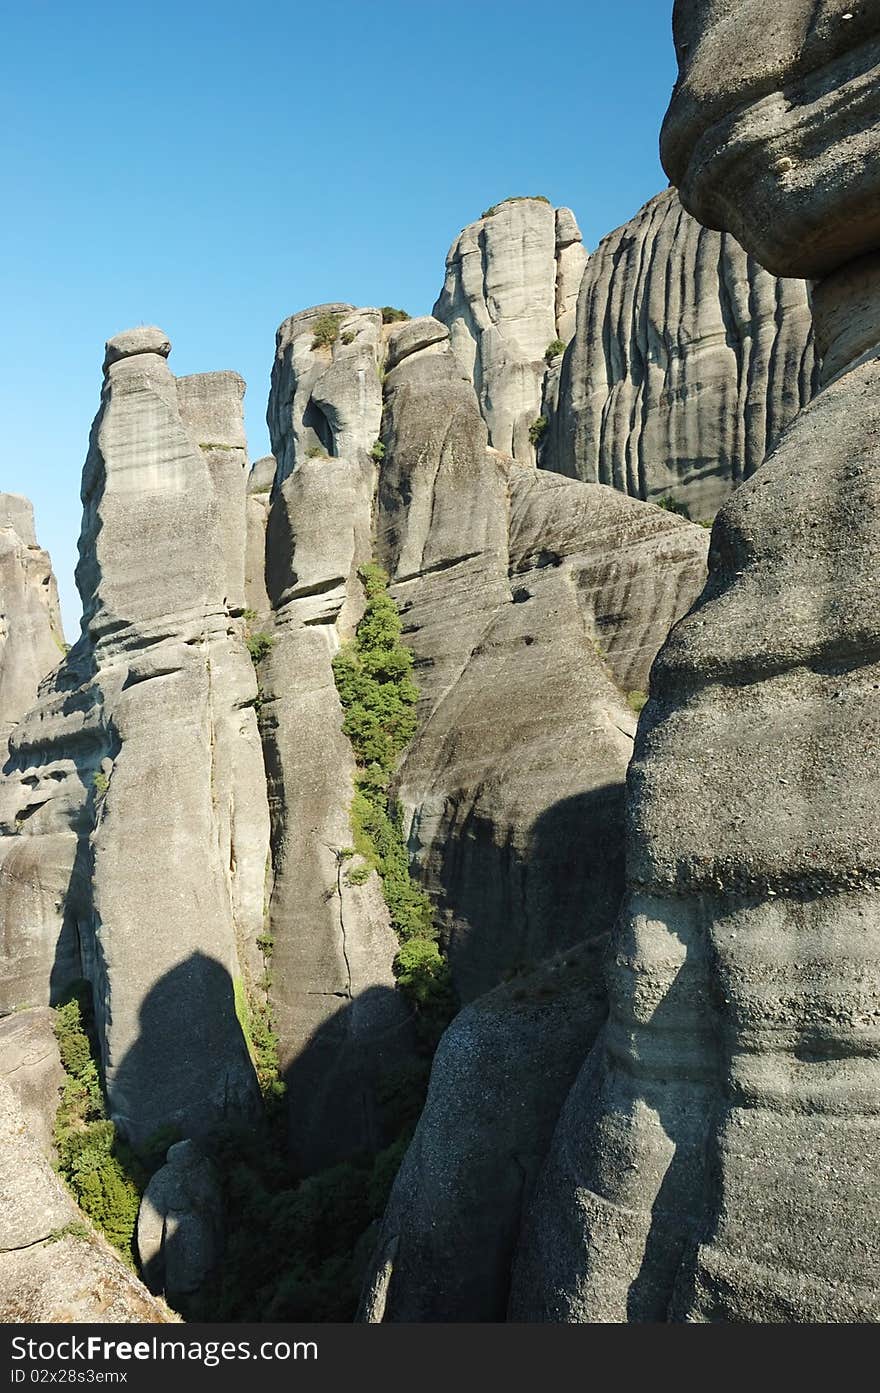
(433, 198, 587, 464)
(660, 0, 880, 279)
(0, 494, 63, 742)
(545, 187, 817, 519)
(511, 0, 880, 1325)
(0, 328, 267, 1150)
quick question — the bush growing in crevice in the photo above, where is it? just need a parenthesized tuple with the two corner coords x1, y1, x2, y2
(380, 306, 410, 324)
(332, 563, 456, 1051)
(529, 415, 548, 446)
(657, 495, 690, 519)
(311, 312, 341, 350)
(52, 984, 145, 1262)
(545, 338, 566, 363)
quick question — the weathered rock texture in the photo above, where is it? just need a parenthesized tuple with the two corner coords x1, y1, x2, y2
(258, 301, 709, 1174)
(0, 494, 63, 741)
(137, 1140, 222, 1297)
(433, 198, 587, 464)
(379, 319, 709, 1002)
(263, 305, 413, 1174)
(511, 0, 880, 1325)
(0, 328, 268, 1150)
(359, 938, 608, 1322)
(545, 187, 817, 519)
(0, 1006, 63, 1156)
(0, 1078, 173, 1322)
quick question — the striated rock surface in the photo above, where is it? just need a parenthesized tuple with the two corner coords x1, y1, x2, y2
(512, 0, 880, 1325)
(379, 315, 709, 1001)
(0, 1078, 172, 1322)
(359, 938, 608, 1322)
(433, 198, 587, 464)
(545, 187, 817, 519)
(0, 329, 269, 1150)
(0, 494, 64, 741)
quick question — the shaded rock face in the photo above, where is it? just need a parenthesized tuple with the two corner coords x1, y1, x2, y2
(512, 1, 880, 1325)
(0, 1078, 172, 1322)
(433, 198, 587, 464)
(0, 329, 268, 1150)
(545, 188, 817, 519)
(359, 939, 608, 1323)
(0, 494, 63, 741)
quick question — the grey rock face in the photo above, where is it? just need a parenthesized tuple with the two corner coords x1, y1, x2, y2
(661, 1, 880, 279)
(0, 1007, 64, 1157)
(379, 318, 709, 1001)
(264, 306, 413, 1174)
(511, 1, 880, 1325)
(359, 939, 608, 1322)
(0, 331, 269, 1151)
(545, 188, 817, 519)
(0, 493, 64, 740)
(0, 1078, 172, 1322)
(137, 1140, 222, 1296)
(433, 198, 587, 463)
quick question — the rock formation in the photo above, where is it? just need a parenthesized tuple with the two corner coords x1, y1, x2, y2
(510, 0, 880, 1324)
(0, 1078, 173, 1322)
(262, 304, 414, 1174)
(0, 493, 64, 740)
(253, 297, 709, 1171)
(137, 1140, 222, 1298)
(0, 1006, 64, 1156)
(0, 327, 268, 1150)
(433, 198, 587, 464)
(544, 187, 817, 519)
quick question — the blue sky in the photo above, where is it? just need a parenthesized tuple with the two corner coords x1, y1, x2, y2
(1, 0, 677, 637)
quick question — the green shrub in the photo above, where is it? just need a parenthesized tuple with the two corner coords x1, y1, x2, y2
(331, 565, 456, 1042)
(627, 690, 648, 714)
(545, 338, 566, 363)
(481, 194, 551, 218)
(370, 440, 386, 462)
(52, 987, 144, 1262)
(529, 415, 548, 446)
(381, 307, 410, 324)
(246, 631, 275, 664)
(341, 331, 355, 345)
(306, 444, 331, 460)
(93, 771, 109, 795)
(657, 495, 691, 519)
(311, 312, 341, 349)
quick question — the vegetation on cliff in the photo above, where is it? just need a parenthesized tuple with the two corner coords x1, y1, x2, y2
(52, 985, 145, 1261)
(332, 562, 455, 1049)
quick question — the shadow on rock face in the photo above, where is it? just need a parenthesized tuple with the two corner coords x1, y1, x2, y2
(282, 982, 417, 1177)
(440, 783, 626, 1003)
(108, 951, 260, 1153)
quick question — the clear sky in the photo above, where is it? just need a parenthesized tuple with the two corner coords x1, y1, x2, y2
(1, 0, 677, 637)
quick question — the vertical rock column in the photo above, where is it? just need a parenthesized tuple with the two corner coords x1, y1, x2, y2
(511, 1, 880, 1324)
(433, 198, 587, 463)
(0, 493, 64, 742)
(262, 306, 412, 1174)
(73, 328, 266, 1147)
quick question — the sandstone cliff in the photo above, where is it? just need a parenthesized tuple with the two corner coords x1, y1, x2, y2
(544, 187, 818, 519)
